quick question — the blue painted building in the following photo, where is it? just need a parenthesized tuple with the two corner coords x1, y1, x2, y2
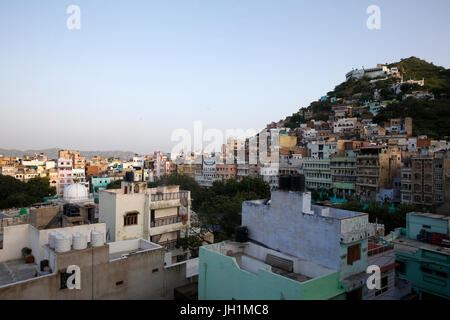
(199, 190, 383, 300)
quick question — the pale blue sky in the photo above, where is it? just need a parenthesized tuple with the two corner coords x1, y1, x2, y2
(1, 0, 449, 154)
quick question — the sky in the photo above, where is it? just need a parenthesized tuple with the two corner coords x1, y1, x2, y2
(0, 0, 449, 154)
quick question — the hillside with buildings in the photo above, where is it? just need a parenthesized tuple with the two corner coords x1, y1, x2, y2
(282, 57, 450, 139)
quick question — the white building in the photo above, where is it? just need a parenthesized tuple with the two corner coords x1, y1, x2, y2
(72, 168, 89, 190)
(99, 181, 191, 264)
(57, 158, 73, 196)
(333, 118, 357, 134)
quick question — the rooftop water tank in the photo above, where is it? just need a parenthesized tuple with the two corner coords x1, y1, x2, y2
(91, 230, 104, 247)
(235, 226, 249, 243)
(279, 175, 291, 190)
(72, 232, 88, 250)
(55, 232, 72, 253)
(48, 231, 57, 249)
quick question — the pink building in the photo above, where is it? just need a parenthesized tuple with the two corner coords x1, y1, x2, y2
(216, 164, 237, 182)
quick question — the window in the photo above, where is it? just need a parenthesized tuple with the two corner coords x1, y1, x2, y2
(347, 243, 361, 265)
(116, 280, 124, 286)
(124, 212, 138, 226)
(375, 275, 389, 296)
(395, 260, 406, 274)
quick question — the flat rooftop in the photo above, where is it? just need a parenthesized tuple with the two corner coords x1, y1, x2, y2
(394, 237, 450, 255)
(108, 239, 162, 261)
(205, 240, 336, 284)
(0, 259, 38, 287)
(409, 212, 450, 221)
(230, 252, 311, 283)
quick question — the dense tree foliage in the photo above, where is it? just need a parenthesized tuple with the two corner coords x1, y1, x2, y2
(106, 179, 122, 189)
(339, 201, 420, 234)
(0, 176, 56, 209)
(373, 98, 450, 139)
(151, 174, 270, 244)
(195, 177, 270, 241)
(389, 56, 450, 96)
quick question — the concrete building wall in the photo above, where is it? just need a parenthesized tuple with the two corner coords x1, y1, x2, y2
(198, 245, 345, 300)
(114, 193, 147, 241)
(242, 191, 342, 270)
(99, 190, 117, 241)
(0, 224, 32, 262)
(29, 206, 62, 229)
(0, 244, 191, 300)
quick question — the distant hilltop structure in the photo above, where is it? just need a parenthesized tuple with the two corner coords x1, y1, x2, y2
(346, 64, 400, 81)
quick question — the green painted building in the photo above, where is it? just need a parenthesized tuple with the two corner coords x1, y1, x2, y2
(198, 190, 381, 300)
(198, 242, 347, 300)
(394, 213, 450, 300)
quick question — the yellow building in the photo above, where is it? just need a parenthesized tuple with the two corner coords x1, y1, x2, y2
(279, 135, 297, 148)
(177, 164, 195, 178)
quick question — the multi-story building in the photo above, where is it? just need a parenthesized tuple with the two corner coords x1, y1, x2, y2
(216, 163, 237, 182)
(202, 158, 216, 181)
(307, 140, 338, 159)
(0, 224, 195, 299)
(57, 158, 73, 196)
(236, 164, 249, 182)
(177, 163, 195, 178)
(259, 162, 279, 189)
(199, 190, 381, 300)
(356, 146, 402, 200)
(303, 158, 332, 190)
(0, 166, 16, 178)
(99, 180, 191, 264)
(333, 118, 358, 134)
(393, 212, 450, 300)
(330, 154, 357, 198)
(400, 158, 413, 204)
(72, 168, 89, 190)
(407, 153, 445, 209)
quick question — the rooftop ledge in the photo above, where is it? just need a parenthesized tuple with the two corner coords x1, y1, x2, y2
(109, 239, 162, 261)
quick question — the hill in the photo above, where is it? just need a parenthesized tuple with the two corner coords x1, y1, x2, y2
(0, 148, 137, 160)
(283, 57, 450, 139)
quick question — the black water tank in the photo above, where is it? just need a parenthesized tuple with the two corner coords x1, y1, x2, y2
(279, 175, 291, 190)
(63, 204, 80, 217)
(235, 226, 248, 243)
(124, 171, 134, 182)
(291, 174, 305, 192)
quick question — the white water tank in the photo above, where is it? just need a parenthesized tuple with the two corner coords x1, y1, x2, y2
(48, 232, 57, 249)
(91, 230, 104, 247)
(72, 232, 88, 250)
(55, 232, 72, 253)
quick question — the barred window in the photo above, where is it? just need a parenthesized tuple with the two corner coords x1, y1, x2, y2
(124, 212, 138, 226)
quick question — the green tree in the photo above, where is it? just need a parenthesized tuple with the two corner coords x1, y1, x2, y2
(0, 176, 56, 209)
(106, 179, 122, 189)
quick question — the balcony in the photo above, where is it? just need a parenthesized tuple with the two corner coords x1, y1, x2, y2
(357, 154, 378, 159)
(151, 215, 183, 228)
(356, 163, 379, 168)
(357, 170, 379, 177)
(151, 191, 189, 201)
(158, 239, 178, 251)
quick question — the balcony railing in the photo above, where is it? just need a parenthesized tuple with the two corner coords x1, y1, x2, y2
(159, 239, 178, 251)
(368, 244, 394, 257)
(151, 215, 183, 227)
(151, 191, 189, 201)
